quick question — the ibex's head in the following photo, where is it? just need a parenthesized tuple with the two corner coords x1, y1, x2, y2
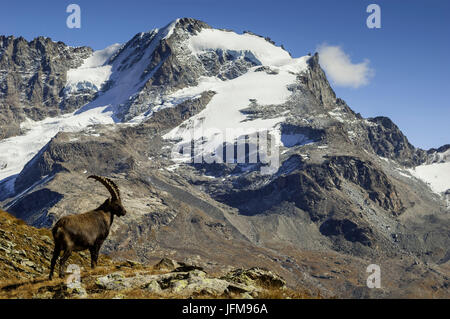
(88, 175, 127, 217)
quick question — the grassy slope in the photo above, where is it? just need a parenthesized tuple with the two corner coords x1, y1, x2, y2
(0, 209, 114, 280)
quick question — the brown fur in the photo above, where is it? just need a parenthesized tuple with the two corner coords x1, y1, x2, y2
(49, 176, 127, 280)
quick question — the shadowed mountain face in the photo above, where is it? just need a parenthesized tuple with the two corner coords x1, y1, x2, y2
(0, 18, 449, 298)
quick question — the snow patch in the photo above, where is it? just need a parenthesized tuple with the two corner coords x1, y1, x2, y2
(281, 133, 314, 148)
(188, 28, 309, 73)
(0, 106, 114, 182)
(409, 162, 450, 193)
(396, 170, 412, 179)
(163, 66, 301, 161)
(166, 164, 181, 172)
(65, 43, 122, 94)
(328, 111, 345, 123)
(162, 19, 180, 40)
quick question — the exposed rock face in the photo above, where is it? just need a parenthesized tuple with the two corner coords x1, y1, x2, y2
(300, 53, 337, 108)
(365, 116, 427, 167)
(426, 144, 450, 164)
(143, 90, 216, 126)
(13, 135, 133, 195)
(427, 144, 450, 155)
(325, 156, 404, 214)
(7, 188, 62, 227)
(0, 36, 93, 139)
(222, 267, 286, 289)
(94, 267, 267, 298)
(215, 155, 403, 217)
(11, 89, 216, 198)
(319, 218, 373, 246)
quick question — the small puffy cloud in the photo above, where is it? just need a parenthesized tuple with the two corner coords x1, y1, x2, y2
(317, 44, 374, 88)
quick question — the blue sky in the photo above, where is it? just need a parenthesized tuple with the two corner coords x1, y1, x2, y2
(0, 0, 449, 149)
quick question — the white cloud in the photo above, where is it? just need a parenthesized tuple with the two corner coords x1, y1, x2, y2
(317, 44, 374, 88)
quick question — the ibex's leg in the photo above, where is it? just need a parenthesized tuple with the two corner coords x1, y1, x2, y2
(59, 249, 72, 278)
(49, 245, 61, 280)
(90, 242, 102, 269)
(89, 247, 98, 269)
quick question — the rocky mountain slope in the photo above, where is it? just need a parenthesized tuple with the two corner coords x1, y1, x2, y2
(0, 209, 309, 299)
(0, 18, 448, 298)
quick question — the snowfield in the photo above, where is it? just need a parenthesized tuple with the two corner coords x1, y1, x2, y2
(409, 162, 450, 193)
(65, 43, 122, 94)
(164, 27, 311, 161)
(188, 28, 309, 74)
(0, 106, 115, 183)
(188, 29, 292, 67)
(281, 133, 315, 148)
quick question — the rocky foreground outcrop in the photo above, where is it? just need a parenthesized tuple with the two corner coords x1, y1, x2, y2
(7, 260, 296, 299)
(85, 261, 289, 299)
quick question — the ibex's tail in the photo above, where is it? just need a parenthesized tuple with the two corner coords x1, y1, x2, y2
(51, 220, 61, 237)
(49, 221, 64, 280)
(51, 220, 66, 246)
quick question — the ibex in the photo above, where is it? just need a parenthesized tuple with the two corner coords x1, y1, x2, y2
(49, 175, 127, 280)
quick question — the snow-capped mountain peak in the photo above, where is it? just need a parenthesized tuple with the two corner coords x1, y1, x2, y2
(0, 18, 311, 185)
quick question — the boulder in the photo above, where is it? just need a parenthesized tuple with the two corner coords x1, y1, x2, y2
(223, 267, 286, 289)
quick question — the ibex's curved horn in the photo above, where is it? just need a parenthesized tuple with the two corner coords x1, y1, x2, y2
(106, 178, 121, 200)
(88, 175, 120, 200)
